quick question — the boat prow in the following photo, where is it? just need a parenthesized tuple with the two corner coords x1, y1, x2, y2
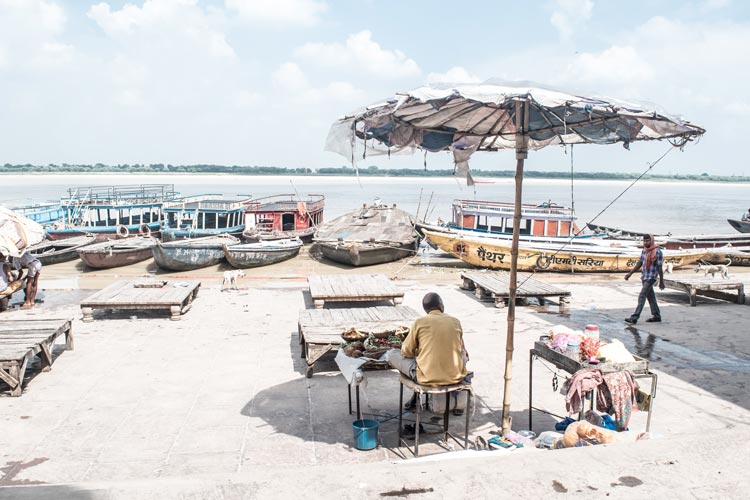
(152, 235, 240, 271)
(223, 238, 303, 268)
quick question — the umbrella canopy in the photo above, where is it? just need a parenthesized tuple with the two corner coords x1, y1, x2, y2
(0, 206, 46, 257)
(327, 81, 705, 433)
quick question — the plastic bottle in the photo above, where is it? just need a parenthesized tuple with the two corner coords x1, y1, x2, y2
(566, 335, 581, 360)
(584, 324, 600, 341)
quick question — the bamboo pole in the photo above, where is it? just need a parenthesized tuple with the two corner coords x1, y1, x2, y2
(501, 100, 529, 435)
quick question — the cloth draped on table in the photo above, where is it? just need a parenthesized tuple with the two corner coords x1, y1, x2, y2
(565, 368, 639, 432)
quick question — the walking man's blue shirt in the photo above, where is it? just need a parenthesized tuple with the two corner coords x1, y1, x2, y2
(640, 248, 663, 281)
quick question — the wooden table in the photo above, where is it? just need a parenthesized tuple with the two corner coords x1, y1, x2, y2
(460, 271, 571, 312)
(80, 280, 201, 321)
(307, 274, 404, 309)
(298, 305, 419, 378)
(663, 276, 745, 306)
(0, 317, 73, 396)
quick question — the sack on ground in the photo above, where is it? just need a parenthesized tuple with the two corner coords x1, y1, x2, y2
(428, 391, 468, 413)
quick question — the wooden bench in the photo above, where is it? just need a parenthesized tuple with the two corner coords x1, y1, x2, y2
(80, 280, 201, 321)
(460, 271, 571, 312)
(307, 274, 404, 309)
(663, 276, 745, 306)
(298, 305, 419, 378)
(0, 317, 73, 396)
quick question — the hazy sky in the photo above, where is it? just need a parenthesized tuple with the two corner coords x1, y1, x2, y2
(1, 0, 748, 175)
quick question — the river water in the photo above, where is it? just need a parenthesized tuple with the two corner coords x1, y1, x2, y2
(1, 173, 747, 235)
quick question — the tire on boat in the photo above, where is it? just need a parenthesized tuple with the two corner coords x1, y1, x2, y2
(138, 224, 151, 237)
(536, 254, 552, 270)
(116, 225, 130, 238)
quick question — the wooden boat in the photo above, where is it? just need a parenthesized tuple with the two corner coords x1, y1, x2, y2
(223, 238, 303, 268)
(12, 202, 64, 227)
(422, 229, 704, 273)
(161, 195, 251, 241)
(77, 237, 156, 269)
(243, 194, 325, 242)
(313, 203, 419, 267)
(701, 246, 750, 266)
(152, 235, 240, 271)
(46, 184, 176, 240)
(586, 223, 660, 239)
(26, 235, 97, 265)
(587, 222, 750, 249)
(419, 199, 582, 239)
(727, 219, 750, 233)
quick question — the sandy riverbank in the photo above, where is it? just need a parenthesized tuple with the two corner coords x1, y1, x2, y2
(1, 250, 749, 498)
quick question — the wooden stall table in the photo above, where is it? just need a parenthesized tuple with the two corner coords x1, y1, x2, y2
(529, 339, 657, 433)
(80, 280, 201, 322)
(298, 305, 419, 378)
(307, 274, 403, 309)
(460, 271, 571, 312)
(663, 275, 745, 306)
(0, 317, 74, 396)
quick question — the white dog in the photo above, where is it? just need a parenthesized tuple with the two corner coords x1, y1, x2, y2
(222, 269, 246, 290)
(664, 262, 674, 274)
(695, 259, 731, 279)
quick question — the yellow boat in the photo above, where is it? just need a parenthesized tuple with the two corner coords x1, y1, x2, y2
(422, 229, 705, 273)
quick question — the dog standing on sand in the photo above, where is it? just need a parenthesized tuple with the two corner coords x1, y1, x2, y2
(695, 259, 731, 279)
(222, 269, 246, 290)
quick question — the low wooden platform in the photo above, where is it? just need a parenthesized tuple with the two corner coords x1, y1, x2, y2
(298, 305, 419, 378)
(80, 280, 201, 321)
(307, 274, 404, 309)
(0, 317, 73, 396)
(460, 271, 571, 312)
(663, 276, 745, 306)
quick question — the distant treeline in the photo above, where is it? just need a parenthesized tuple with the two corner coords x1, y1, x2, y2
(1, 163, 748, 182)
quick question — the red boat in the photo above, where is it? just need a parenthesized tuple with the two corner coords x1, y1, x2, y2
(242, 194, 324, 242)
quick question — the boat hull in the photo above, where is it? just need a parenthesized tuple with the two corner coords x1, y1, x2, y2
(224, 243, 302, 268)
(46, 222, 161, 241)
(77, 239, 156, 269)
(152, 236, 239, 271)
(317, 241, 416, 267)
(27, 235, 97, 265)
(727, 219, 750, 233)
(242, 227, 315, 243)
(423, 230, 703, 273)
(701, 248, 750, 266)
(161, 227, 244, 242)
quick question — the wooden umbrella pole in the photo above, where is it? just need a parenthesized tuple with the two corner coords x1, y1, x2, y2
(501, 100, 529, 434)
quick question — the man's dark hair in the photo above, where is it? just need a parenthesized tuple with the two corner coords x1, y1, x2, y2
(422, 292, 444, 313)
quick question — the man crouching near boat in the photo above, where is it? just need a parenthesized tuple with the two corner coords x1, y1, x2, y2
(1, 252, 25, 312)
(11, 252, 43, 309)
(386, 292, 470, 425)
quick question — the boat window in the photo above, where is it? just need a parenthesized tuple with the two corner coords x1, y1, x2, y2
(476, 216, 488, 231)
(519, 219, 531, 235)
(282, 213, 295, 231)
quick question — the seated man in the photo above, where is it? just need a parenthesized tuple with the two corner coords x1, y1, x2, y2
(388, 292, 469, 414)
(11, 252, 42, 309)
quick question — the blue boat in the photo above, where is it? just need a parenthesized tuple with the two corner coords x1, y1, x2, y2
(160, 195, 252, 242)
(46, 184, 178, 241)
(12, 203, 65, 227)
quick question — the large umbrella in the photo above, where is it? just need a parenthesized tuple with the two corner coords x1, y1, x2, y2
(0, 206, 46, 257)
(326, 81, 705, 433)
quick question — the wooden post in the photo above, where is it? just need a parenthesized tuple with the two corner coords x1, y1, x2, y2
(502, 100, 529, 435)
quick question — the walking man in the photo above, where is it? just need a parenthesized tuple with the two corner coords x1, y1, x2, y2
(624, 234, 664, 324)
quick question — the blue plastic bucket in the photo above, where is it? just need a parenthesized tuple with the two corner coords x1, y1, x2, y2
(352, 419, 379, 450)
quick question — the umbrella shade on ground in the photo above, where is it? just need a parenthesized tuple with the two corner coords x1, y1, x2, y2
(0, 206, 46, 257)
(326, 81, 705, 434)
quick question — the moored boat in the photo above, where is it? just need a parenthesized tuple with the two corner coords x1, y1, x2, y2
(243, 194, 324, 242)
(152, 235, 240, 271)
(727, 219, 750, 234)
(422, 229, 704, 273)
(223, 238, 303, 268)
(587, 221, 750, 249)
(161, 195, 251, 241)
(701, 246, 750, 266)
(27, 235, 97, 265)
(313, 203, 419, 267)
(77, 237, 156, 269)
(46, 184, 176, 240)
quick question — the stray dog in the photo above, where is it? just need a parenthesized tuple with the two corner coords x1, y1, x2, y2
(222, 269, 246, 290)
(695, 259, 731, 279)
(664, 262, 674, 274)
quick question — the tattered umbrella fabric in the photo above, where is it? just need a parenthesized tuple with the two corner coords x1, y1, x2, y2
(326, 81, 705, 434)
(0, 206, 45, 257)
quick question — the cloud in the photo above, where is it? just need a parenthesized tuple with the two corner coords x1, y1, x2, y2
(564, 45, 653, 85)
(225, 0, 327, 27)
(272, 61, 364, 103)
(550, 0, 593, 41)
(294, 31, 420, 78)
(426, 66, 482, 84)
(88, 0, 235, 59)
(273, 62, 309, 91)
(0, 0, 73, 70)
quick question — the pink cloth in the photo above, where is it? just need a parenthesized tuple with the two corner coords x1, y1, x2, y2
(565, 368, 603, 416)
